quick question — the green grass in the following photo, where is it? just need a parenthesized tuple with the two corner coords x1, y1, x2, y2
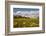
(13, 17, 39, 28)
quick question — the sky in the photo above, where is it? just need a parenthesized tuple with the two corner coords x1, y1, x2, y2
(13, 8, 39, 18)
(13, 8, 39, 12)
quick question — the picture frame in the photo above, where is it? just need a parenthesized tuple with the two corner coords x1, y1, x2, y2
(5, 1, 45, 36)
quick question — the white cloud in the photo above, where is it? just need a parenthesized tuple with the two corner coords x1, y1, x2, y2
(13, 11, 39, 18)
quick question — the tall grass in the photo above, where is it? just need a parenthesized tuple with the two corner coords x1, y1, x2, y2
(13, 16, 39, 28)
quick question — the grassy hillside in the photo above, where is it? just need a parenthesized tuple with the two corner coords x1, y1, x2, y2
(13, 16, 39, 28)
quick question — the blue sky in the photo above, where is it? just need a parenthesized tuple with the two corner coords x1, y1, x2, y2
(13, 8, 39, 12)
(13, 8, 39, 17)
